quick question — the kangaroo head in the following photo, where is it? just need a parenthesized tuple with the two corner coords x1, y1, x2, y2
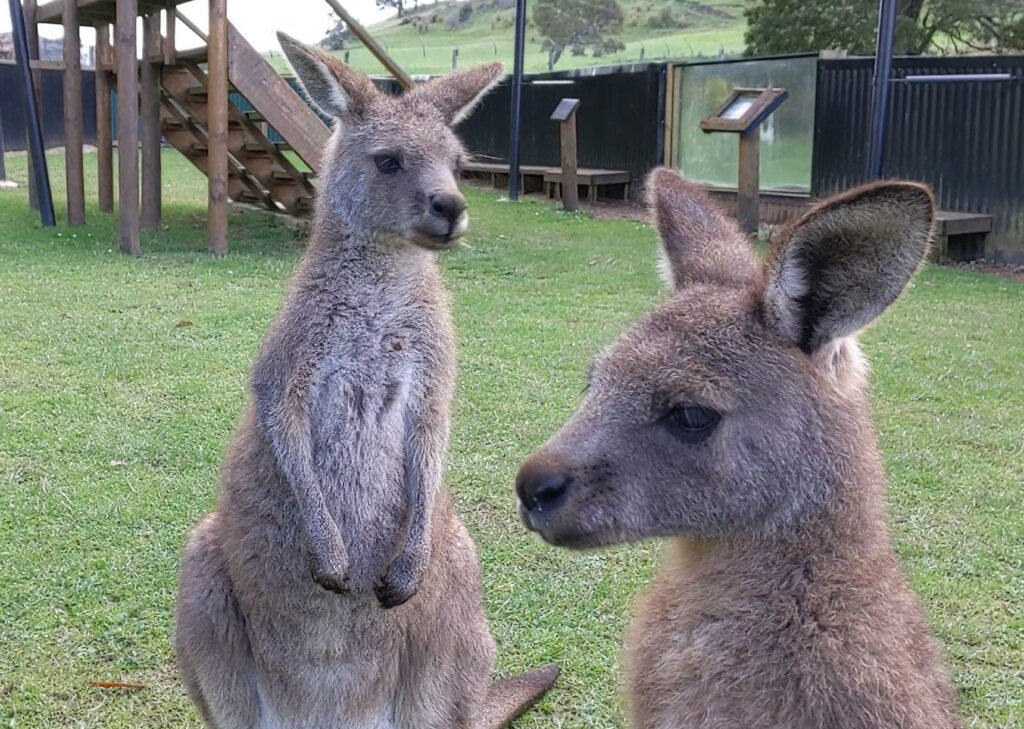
(517, 169, 934, 549)
(278, 33, 503, 250)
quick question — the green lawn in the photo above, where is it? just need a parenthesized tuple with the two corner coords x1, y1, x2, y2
(267, 0, 748, 76)
(1, 150, 1022, 728)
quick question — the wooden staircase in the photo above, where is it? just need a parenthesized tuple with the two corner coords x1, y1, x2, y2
(157, 21, 330, 216)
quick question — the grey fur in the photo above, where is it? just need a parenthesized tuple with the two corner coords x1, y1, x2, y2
(175, 36, 556, 729)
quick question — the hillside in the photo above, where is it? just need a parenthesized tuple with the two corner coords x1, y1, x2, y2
(268, 0, 748, 76)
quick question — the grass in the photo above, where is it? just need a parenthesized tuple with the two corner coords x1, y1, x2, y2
(1, 149, 1022, 728)
(267, 0, 748, 76)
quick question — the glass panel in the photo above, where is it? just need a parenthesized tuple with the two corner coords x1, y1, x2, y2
(721, 93, 758, 121)
(676, 56, 816, 193)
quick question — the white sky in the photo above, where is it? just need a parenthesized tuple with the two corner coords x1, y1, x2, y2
(0, 0, 392, 53)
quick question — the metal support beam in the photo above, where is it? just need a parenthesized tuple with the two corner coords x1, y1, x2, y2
(8, 0, 55, 226)
(866, 0, 897, 179)
(508, 0, 526, 201)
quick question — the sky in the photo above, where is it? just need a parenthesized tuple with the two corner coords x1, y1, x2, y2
(0, 0, 392, 52)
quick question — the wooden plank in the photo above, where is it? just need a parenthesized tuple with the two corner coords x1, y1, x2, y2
(163, 9, 175, 65)
(36, 0, 193, 24)
(737, 131, 760, 236)
(63, 0, 86, 225)
(320, 0, 413, 89)
(207, 0, 229, 254)
(140, 13, 162, 229)
(95, 23, 114, 212)
(225, 22, 329, 173)
(558, 113, 578, 212)
(116, 0, 140, 254)
(24, 0, 41, 211)
(935, 211, 993, 236)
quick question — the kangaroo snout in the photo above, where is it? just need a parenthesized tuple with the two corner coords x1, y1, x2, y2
(516, 457, 572, 515)
(428, 192, 467, 227)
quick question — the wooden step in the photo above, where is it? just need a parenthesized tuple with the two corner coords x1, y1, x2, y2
(271, 169, 316, 183)
(225, 20, 328, 172)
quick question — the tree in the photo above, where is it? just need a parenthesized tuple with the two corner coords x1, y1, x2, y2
(321, 13, 348, 51)
(533, 0, 625, 70)
(744, 0, 1024, 55)
(377, 0, 405, 19)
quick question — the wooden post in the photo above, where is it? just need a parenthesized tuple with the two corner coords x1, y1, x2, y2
(63, 0, 86, 225)
(95, 23, 114, 213)
(23, 0, 41, 210)
(207, 0, 229, 254)
(141, 13, 162, 230)
(550, 98, 580, 212)
(163, 10, 176, 66)
(116, 0, 140, 254)
(737, 130, 760, 237)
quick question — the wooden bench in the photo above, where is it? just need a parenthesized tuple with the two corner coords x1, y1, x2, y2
(462, 161, 630, 203)
(933, 211, 993, 261)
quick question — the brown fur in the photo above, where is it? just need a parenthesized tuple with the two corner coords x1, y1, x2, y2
(175, 35, 557, 729)
(516, 168, 960, 728)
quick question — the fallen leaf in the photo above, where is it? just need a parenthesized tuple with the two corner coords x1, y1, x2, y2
(175, 320, 194, 328)
(90, 681, 147, 691)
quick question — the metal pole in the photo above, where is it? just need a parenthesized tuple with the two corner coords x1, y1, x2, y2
(8, 0, 55, 225)
(866, 0, 897, 180)
(508, 0, 527, 201)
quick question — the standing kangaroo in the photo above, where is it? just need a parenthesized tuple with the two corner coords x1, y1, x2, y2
(175, 34, 557, 729)
(516, 168, 961, 728)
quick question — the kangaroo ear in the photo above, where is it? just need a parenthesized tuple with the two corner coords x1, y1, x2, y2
(411, 61, 504, 126)
(645, 167, 758, 290)
(277, 32, 378, 120)
(762, 181, 934, 354)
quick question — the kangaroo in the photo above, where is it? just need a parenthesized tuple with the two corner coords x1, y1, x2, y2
(516, 168, 961, 728)
(175, 34, 557, 729)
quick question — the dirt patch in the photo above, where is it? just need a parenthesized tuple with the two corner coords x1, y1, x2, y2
(585, 198, 649, 223)
(950, 261, 1024, 284)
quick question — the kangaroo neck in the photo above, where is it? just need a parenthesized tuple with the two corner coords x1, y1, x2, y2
(674, 431, 895, 588)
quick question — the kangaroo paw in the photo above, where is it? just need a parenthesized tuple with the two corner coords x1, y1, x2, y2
(308, 549, 350, 594)
(474, 664, 560, 729)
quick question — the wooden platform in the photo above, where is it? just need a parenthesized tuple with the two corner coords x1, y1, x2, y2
(36, 0, 191, 23)
(462, 161, 630, 203)
(934, 210, 993, 261)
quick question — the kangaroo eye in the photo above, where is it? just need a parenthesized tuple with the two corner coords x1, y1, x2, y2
(374, 155, 402, 174)
(660, 405, 720, 442)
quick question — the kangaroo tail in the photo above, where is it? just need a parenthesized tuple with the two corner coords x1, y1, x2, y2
(474, 664, 560, 729)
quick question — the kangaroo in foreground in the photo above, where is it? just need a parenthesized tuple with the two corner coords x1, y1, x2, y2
(175, 34, 557, 729)
(516, 168, 961, 728)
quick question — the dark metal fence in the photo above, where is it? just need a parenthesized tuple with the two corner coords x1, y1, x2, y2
(456, 63, 666, 190)
(813, 56, 1024, 262)
(0, 62, 98, 151)
(4, 53, 1023, 261)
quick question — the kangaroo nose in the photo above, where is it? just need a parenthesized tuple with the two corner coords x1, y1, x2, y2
(516, 460, 572, 513)
(428, 193, 467, 226)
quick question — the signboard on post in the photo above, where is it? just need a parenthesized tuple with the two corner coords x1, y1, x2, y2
(700, 86, 788, 236)
(550, 98, 581, 212)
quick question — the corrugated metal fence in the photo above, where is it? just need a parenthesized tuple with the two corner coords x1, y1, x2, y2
(0, 62, 97, 150)
(4, 54, 1022, 260)
(813, 56, 1024, 262)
